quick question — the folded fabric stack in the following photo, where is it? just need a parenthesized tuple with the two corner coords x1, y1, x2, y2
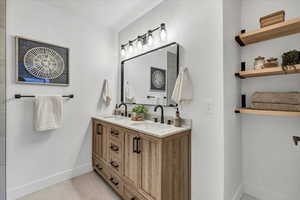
(251, 92, 300, 111)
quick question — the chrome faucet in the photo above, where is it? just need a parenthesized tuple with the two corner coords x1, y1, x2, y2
(118, 103, 128, 117)
(154, 105, 164, 124)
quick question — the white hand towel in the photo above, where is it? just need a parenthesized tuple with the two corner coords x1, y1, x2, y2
(102, 79, 111, 104)
(171, 67, 193, 105)
(34, 96, 63, 132)
(125, 81, 135, 103)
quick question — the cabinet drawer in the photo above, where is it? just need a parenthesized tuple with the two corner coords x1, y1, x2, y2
(109, 152, 122, 175)
(93, 157, 108, 179)
(110, 126, 123, 142)
(107, 170, 123, 195)
(124, 185, 145, 200)
(109, 140, 122, 158)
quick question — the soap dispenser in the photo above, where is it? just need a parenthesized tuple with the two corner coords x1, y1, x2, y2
(113, 104, 120, 115)
(174, 108, 182, 127)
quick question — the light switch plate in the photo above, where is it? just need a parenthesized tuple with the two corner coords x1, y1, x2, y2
(204, 98, 214, 116)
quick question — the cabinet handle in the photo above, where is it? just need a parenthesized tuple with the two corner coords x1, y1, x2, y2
(110, 161, 119, 168)
(133, 137, 137, 153)
(110, 145, 119, 152)
(136, 137, 141, 154)
(97, 124, 102, 135)
(109, 177, 119, 186)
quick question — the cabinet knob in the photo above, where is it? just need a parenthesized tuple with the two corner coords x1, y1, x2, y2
(110, 145, 119, 152)
(109, 177, 119, 186)
(110, 161, 119, 168)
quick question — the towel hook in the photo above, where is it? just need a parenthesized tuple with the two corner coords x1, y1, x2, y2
(293, 136, 300, 146)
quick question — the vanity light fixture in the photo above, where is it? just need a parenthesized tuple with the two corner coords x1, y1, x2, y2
(121, 45, 126, 56)
(160, 23, 167, 41)
(128, 40, 134, 53)
(120, 23, 168, 56)
(137, 36, 143, 49)
(147, 30, 153, 46)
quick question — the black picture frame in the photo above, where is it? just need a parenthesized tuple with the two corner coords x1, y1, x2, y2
(150, 67, 166, 91)
(16, 37, 70, 86)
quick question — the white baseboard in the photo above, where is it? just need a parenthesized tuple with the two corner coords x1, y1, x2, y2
(232, 184, 243, 200)
(7, 163, 93, 200)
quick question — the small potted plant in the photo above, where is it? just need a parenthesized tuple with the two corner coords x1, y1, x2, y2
(132, 105, 148, 121)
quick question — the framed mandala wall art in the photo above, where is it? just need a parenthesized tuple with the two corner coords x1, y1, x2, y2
(150, 67, 166, 91)
(16, 37, 70, 86)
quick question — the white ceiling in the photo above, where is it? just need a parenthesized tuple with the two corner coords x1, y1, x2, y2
(37, 0, 163, 30)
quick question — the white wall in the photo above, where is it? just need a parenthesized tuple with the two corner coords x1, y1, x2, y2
(223, 0, 243, 200)
(6, 0, 118, 199)
(119, 0, 225, 199)
(0, 0, 6, 199)
(241, 0, 300, 199)
(223, 0, 242, 200)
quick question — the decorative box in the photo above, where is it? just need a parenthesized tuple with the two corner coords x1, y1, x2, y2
(251, 92, 300, 112)
(260, 10, 285, 28)
(264, 57, 279, 68)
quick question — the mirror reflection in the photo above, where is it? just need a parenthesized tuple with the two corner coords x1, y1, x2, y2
(122, 43, 179, 106)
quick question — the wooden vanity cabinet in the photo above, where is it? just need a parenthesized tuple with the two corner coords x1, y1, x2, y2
(92, 119, 191, 200)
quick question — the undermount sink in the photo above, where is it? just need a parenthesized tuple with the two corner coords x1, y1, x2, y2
(130, 122, 175, 132)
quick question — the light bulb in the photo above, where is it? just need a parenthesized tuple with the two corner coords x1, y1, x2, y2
(160, 23, 168, 41)
(137, 36, 143, 49)
(121, 45, 126, 56)
(147, 30, 153, 46)
(128, 41, 133, 53)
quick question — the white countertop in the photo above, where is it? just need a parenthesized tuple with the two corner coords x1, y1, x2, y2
(92, 115, 191, 138)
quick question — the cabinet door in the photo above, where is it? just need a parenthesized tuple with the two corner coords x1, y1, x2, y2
(123, 130, 140, 187)
(92, 121, 108, 162)
(139, 137, 162, 200)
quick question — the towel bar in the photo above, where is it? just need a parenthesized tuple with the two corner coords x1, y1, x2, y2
(15, 94, 74, 99)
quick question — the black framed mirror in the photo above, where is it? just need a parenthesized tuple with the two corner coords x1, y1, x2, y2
(121, 42, 179, 107)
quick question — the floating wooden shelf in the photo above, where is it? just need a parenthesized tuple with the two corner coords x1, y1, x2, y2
(235, 64, 300, 78)
(235, 16, 300, 46)
(235, 108, 300, 117)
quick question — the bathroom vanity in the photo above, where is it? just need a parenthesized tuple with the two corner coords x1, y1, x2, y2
(92, 116, 191, 200)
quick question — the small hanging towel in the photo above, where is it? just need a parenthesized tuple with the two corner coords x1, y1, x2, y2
(34, 96, 63, 132)
(125, 81, 135, 103)
(102, 79, 112, 104)
(171, 67, 193, 105)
